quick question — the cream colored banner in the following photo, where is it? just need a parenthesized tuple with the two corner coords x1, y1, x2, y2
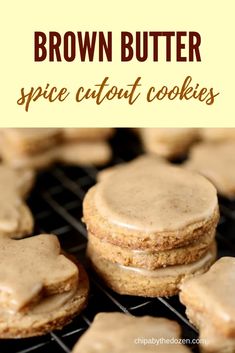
(0, 0, 234, 127)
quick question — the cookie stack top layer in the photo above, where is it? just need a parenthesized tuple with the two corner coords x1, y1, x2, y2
(97, 156, 217, 231)
(84, 156, 219, 250)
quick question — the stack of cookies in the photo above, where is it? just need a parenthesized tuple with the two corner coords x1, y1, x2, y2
(83, 156, 219, 297)
(0, 128, 114, 170)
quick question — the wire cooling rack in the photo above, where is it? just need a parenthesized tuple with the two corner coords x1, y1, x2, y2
(1, 129, 235, 353)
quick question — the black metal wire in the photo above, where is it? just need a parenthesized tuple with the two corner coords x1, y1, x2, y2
(1, 130, 235, 353)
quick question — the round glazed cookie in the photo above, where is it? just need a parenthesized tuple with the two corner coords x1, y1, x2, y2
(88, 242, 216, 297)
(83, 156, 219, 251)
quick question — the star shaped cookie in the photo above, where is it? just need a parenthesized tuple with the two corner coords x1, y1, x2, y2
(0, 234, 78, 312)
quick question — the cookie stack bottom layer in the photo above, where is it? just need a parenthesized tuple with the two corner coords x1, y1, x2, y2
(87, 235, 217, 297)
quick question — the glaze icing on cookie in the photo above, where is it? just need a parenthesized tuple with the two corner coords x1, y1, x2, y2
(95, 156, 217, 232)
